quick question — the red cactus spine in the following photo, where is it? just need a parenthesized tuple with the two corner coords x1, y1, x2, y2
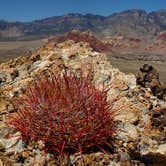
(7, 71, 116, 155)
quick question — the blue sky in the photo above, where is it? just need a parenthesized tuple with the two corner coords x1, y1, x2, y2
(0, 0, 166, 22)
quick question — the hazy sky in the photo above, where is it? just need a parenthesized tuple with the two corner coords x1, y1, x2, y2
(0, 0, 166, 21)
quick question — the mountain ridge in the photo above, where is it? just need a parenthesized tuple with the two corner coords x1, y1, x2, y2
(0, 9, 166, 41)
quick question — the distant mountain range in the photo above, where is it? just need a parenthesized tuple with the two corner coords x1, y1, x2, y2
(0, 9, 166, 41)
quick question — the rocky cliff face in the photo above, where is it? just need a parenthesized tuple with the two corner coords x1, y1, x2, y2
(0, 9, 166, 40)
(0, 38, 166, 165)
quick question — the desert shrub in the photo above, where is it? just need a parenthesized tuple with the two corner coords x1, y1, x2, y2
(7, 71, 116, 155)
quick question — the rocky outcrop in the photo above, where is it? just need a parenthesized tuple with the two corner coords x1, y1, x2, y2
(51, 31, 112, 52)
(136, 64, 166, 100)
(0, 39, 165, 165)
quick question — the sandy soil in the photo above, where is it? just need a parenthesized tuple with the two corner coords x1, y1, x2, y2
(0, 40, 43, 62)
(110, 58, 166, 83)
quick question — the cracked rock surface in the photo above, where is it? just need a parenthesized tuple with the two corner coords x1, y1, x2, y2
(0, 38, 165, 165)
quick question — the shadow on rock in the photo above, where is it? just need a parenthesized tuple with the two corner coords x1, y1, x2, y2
(136, 64, 166, 100)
